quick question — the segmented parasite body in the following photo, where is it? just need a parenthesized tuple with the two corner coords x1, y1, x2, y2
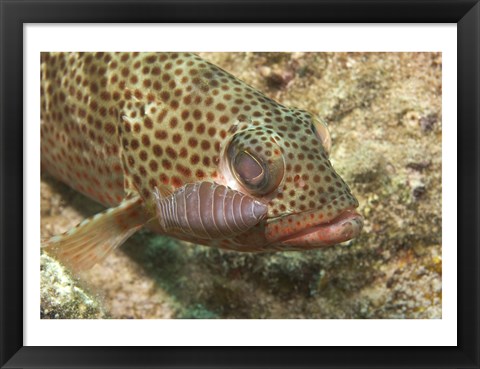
(41, 52, 363, 271)
(154, 182, 268, 239)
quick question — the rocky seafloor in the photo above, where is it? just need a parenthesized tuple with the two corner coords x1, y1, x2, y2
(41, 52, 442, 319)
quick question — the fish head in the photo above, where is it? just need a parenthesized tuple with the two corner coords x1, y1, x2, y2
(220, 108, 363, 251)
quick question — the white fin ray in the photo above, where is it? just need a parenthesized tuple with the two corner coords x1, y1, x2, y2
(42, 196, 145, 271)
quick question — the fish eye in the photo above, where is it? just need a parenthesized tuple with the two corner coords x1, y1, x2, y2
(227, 132, 285, 196)
(234, 151, 265, 187)
(312, 117, 332, 155)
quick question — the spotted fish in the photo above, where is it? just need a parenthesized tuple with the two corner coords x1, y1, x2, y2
(41, 52, 363, 270)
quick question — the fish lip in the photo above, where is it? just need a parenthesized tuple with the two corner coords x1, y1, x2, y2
(266, 195, 358, 224)
(269, 207, 363, 247)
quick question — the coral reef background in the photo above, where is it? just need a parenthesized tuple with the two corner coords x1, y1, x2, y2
(41, 52, 442, 319)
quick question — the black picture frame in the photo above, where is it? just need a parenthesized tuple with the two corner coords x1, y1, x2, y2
(1, 0, 479, 368)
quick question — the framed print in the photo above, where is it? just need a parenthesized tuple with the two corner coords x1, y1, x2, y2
(1, 0, 479, 368)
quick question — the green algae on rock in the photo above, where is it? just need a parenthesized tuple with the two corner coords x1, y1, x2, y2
(41, 252, 107, 319)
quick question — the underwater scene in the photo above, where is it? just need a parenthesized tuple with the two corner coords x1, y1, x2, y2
(41, 52, 442, 319)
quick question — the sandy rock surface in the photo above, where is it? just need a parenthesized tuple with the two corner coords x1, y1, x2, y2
(41, 52, 442, 319)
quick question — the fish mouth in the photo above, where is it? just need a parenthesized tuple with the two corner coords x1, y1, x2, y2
(266, 208, 363, 249)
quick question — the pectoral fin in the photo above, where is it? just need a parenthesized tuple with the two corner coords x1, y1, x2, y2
(42, 196, 146, 271)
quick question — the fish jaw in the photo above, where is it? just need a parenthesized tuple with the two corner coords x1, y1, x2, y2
(264, 207, 363, 250)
